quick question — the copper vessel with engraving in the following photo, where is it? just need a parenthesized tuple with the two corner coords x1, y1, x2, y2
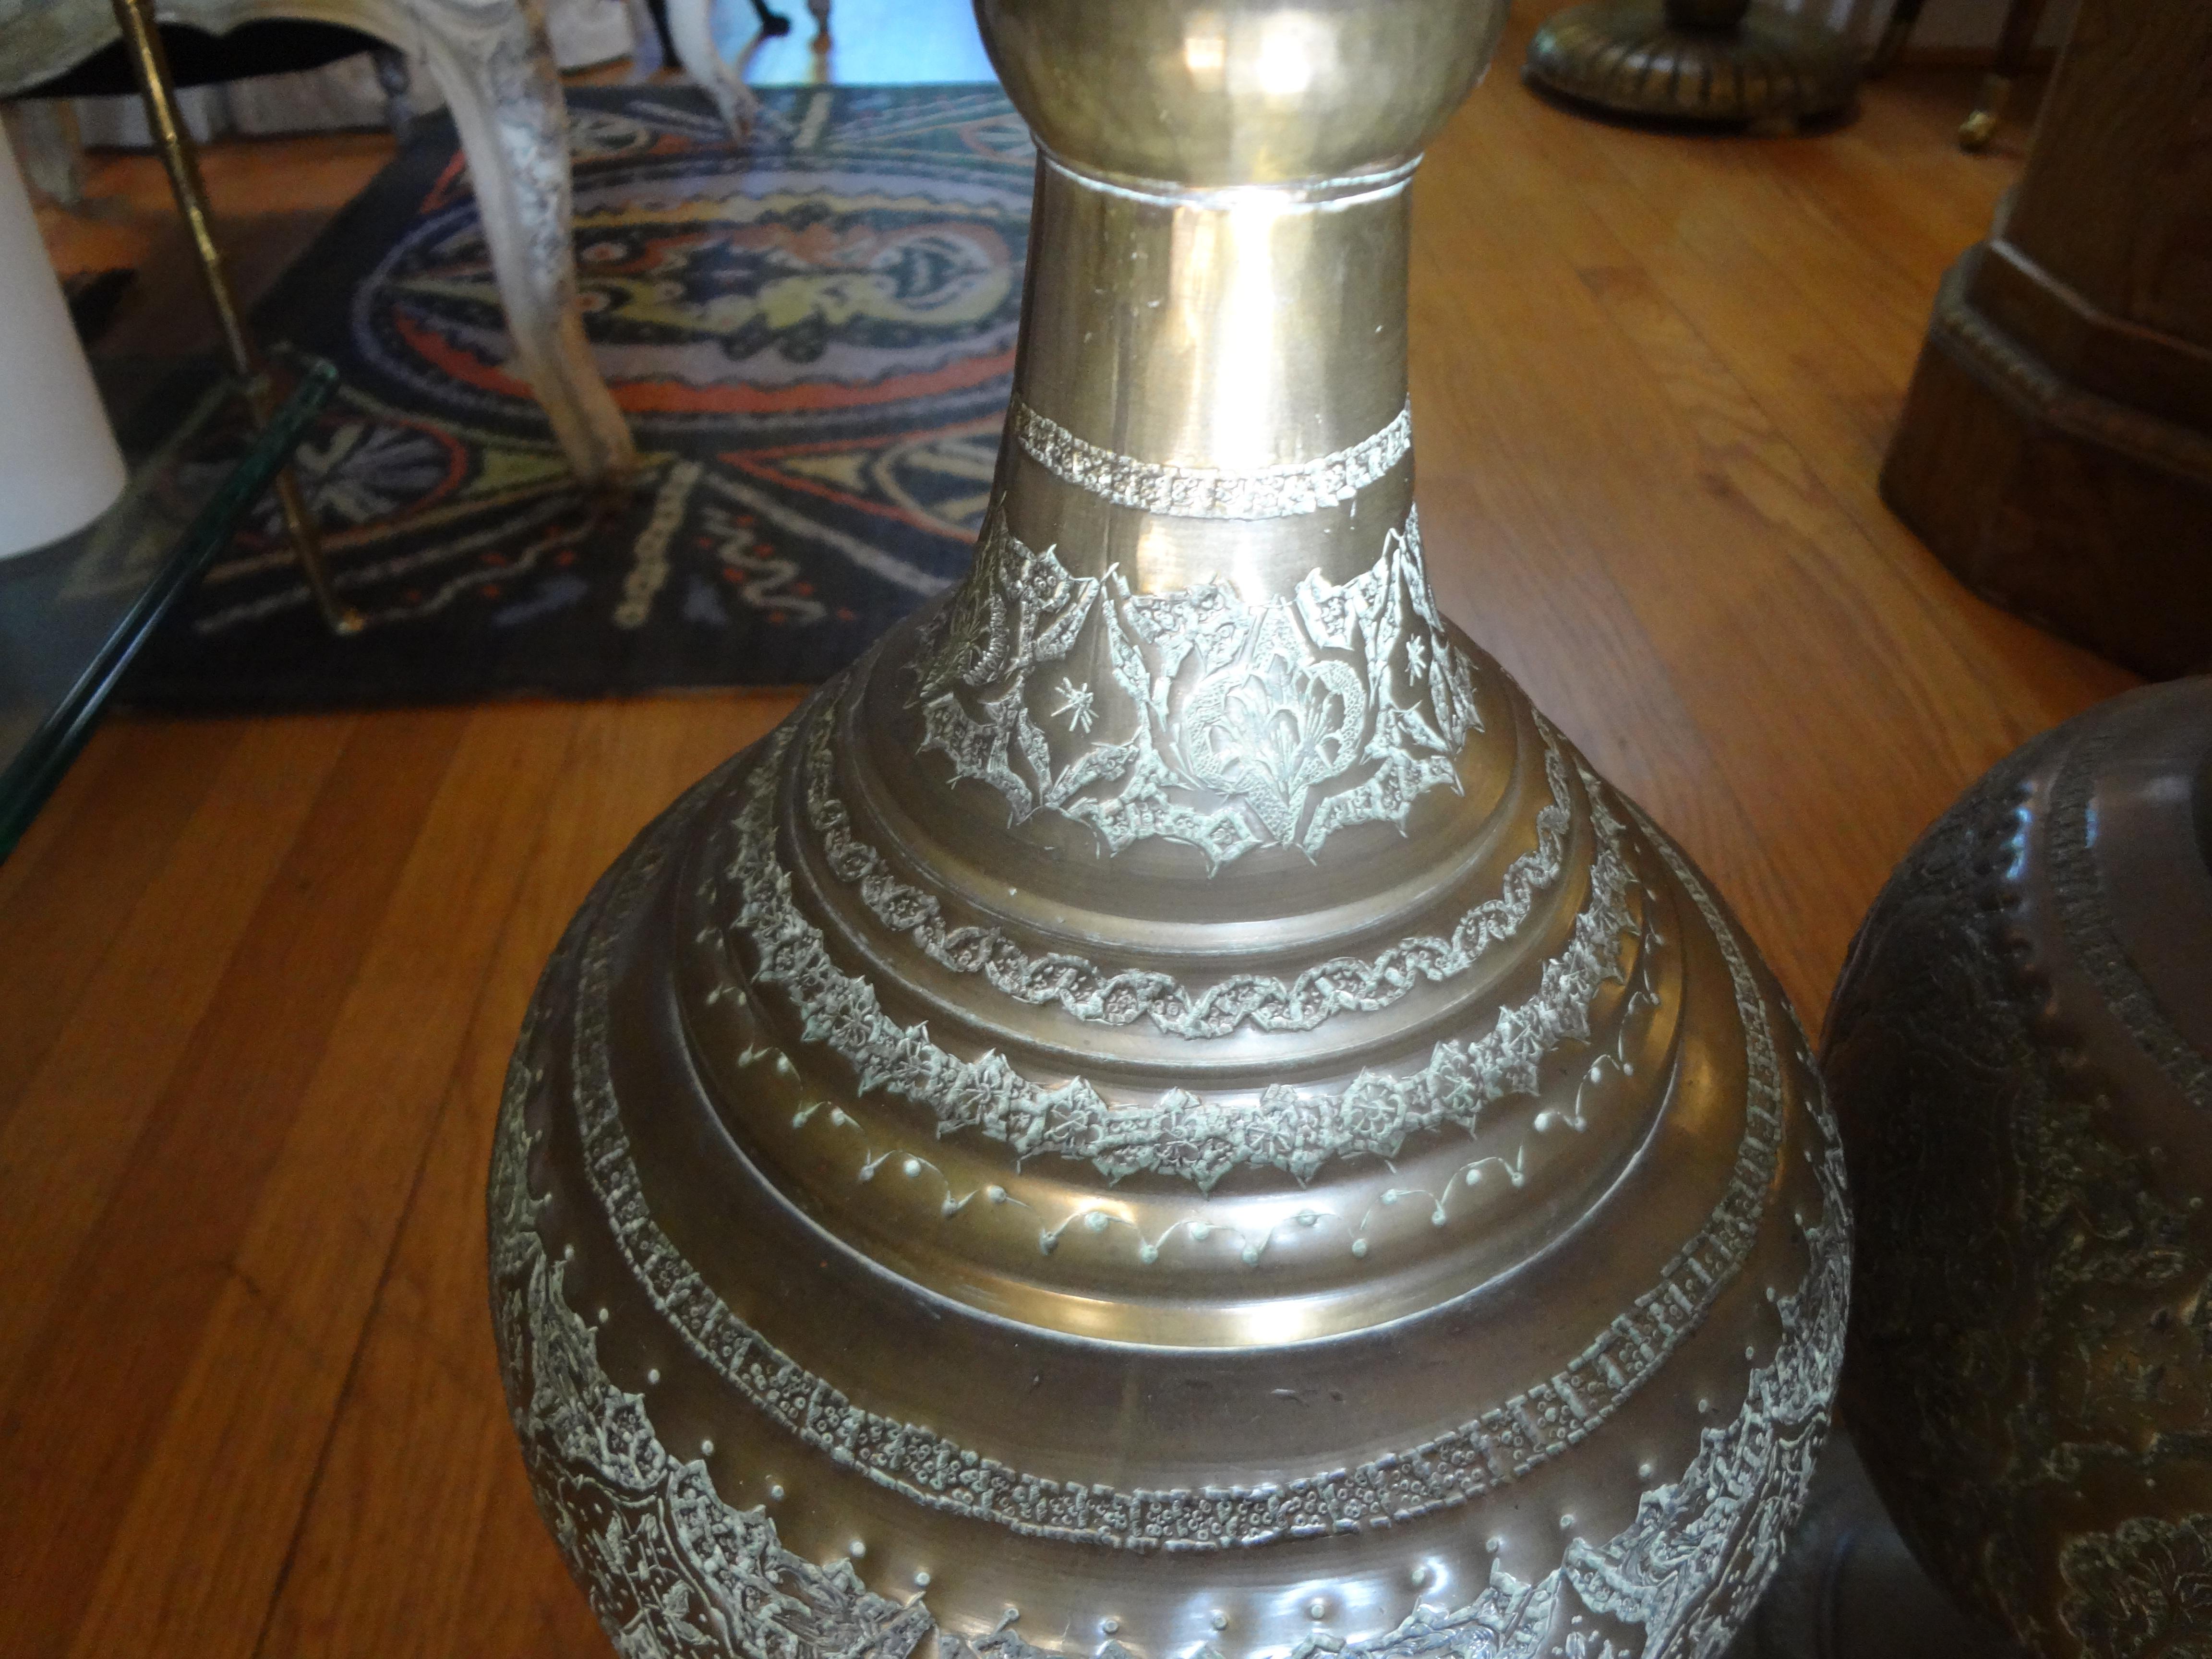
(487, 4, 1849, 1657)
(1823, 680, 2212, 1659)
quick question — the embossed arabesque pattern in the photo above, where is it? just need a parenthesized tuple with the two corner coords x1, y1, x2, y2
(585, 777, 1792, 1553)
(725, 725, 1636, 1189)
(1826, 721, 2212, 1659)
(911, 509, 1479, 868)
(801, 709, 1576, 1038)
(2056, 1514, 2212, 1659)
(492, 1013, 935, 1659)
(1008, 397, 1414, 520)
(495, 808, 1845, 1656)
(1561, 813, 1848, 1659)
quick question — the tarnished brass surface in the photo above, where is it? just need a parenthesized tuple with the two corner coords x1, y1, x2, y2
(1824, 680, 2212, 1659)
(1719, 1432, 2001, 1659)
(489, 6, 1849, 1658)
(1524, 0, 1859, 126)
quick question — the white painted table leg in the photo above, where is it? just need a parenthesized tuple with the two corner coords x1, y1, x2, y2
(409, 0, 635, 484)
(668, 0, 757, 136)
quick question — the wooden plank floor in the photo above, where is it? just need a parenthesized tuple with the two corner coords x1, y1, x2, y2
(4, 6, 2131, 1655)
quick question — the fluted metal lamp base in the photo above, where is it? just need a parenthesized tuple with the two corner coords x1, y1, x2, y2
(1525, 0, 1860, 126)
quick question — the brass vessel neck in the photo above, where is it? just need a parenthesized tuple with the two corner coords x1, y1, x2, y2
(992, 152, 1416, 597)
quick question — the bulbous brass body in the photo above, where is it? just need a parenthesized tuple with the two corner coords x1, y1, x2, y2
(487, 6, 1849, 1658)
(1524, 0, 1859, 127)
(1823, 681, 2212, 1659)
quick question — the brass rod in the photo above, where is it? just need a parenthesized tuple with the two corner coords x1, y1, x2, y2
(104, 0, 362, 634)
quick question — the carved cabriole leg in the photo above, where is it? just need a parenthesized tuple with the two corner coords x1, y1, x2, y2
(666, 0, 757, 136)
(404, 0, 636, 486)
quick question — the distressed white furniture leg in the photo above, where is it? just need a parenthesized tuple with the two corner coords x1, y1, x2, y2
(406, 0, 635, 484)
(667, 0, 756, 135)
(5, 99, 85, 206)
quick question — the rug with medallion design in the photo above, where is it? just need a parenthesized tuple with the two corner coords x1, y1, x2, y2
(121, 83, 1025, 708)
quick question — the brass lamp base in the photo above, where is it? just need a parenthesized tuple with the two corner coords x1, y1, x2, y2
(1525, 0, 1860, 126)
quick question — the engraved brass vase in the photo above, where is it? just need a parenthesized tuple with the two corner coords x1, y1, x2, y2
(487, 5, 1849, 1657)
(1822, 680, 2212, 1659)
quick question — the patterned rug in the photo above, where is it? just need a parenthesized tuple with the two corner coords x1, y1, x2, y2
(123, 84, 1028, 709)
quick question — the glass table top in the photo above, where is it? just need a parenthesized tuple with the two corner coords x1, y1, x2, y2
(0, 357, 337, 857)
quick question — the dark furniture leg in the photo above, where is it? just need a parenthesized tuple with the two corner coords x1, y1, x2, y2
(1960, 0, 2050, 149)
(1867, 0, 1927, 76)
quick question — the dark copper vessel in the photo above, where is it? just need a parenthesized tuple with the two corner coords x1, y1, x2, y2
(1824, 678, 2212, 1659)
(487, 4, 1850, 1657)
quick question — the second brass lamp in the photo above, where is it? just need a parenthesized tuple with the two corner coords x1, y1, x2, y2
(489, 3, 1851, 1657)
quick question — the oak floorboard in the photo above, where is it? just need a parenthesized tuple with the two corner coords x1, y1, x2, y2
(0, 719, 246, 1128)
(251, 697, 794, 1659)
(0, 710, 451, 1659)
(1547, 135, 2132, 737)
(0, 715, 361, 1393)
(1476, 68, 2133, 727)
(55, 703, 581, 1659)
(0, 715, 132, 913)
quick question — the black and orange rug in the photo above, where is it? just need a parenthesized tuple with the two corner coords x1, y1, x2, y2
(126, 83, 1027, 708)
